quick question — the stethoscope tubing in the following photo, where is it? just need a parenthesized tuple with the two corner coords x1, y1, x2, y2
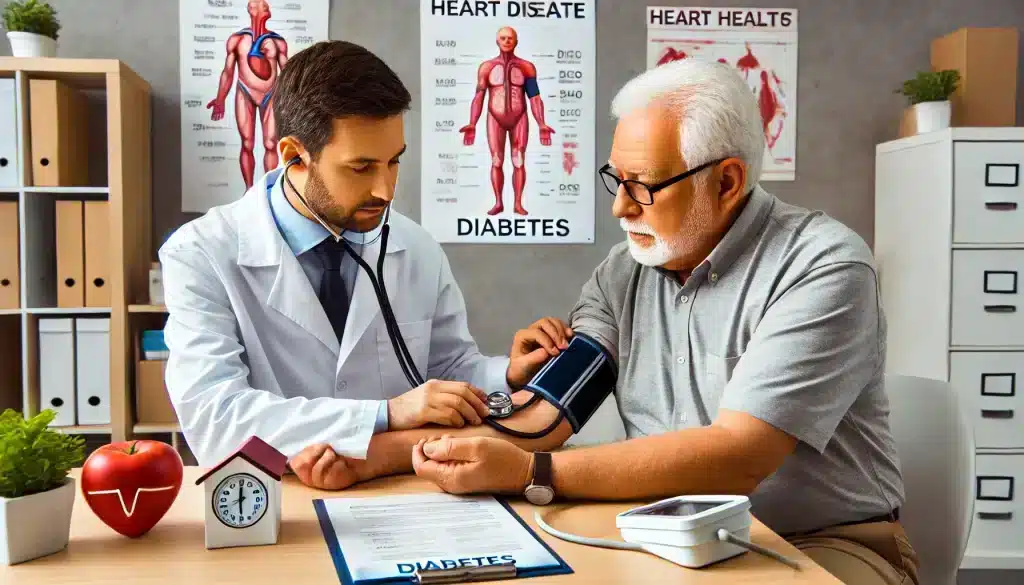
(281, 158, 567, 437)
(283, 158, 424, 390)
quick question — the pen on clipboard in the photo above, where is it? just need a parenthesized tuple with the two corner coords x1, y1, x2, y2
(414, 561, 517, 584)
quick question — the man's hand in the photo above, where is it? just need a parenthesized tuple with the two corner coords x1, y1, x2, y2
(412, 436, 534, 495)
(387, 380, 490, 431)
(288, 444, 366, 490)
(459, 125, 476, 145)
(506, 317, 573, 388)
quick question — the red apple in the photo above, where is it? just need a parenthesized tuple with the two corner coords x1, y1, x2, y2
(81, 440, 183, 537)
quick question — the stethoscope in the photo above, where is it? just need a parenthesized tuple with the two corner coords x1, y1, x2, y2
(282, 156, 425, 390)
(282, 156, 553, 437)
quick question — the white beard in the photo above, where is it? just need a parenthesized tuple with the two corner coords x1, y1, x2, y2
(620, 218, 679, 267)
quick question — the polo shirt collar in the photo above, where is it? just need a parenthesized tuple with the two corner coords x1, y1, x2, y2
(703, 184, 774, 277)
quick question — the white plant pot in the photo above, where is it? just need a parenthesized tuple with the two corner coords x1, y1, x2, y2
(6, 31, 57, 58)
(913, 100, 952, 134)
(0, 477, 75, 565)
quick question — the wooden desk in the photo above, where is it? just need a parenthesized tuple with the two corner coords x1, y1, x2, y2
(2, 467, 840, 584)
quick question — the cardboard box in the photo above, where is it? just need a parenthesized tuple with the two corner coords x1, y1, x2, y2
(931, 27, 1019, 127)
(136, 359, 177, 424)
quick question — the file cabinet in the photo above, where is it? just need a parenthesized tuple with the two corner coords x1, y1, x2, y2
(876, 128, 1024, 570)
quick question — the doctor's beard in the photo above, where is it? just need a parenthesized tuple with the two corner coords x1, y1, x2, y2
(620, 218, 683, 267)
(302, 163, 354, 230)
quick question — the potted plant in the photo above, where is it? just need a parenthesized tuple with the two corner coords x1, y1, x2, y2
(0, 408, 85, 565)
(2, 0, 60, 58)
(896, 69, 960, 135)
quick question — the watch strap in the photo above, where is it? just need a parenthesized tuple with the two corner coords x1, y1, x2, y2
(531, 452, 552, 488)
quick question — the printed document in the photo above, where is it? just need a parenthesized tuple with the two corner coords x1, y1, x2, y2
(314, 492, 570, 582)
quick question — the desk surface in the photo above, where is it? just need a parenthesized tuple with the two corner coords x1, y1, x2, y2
(3, 467, 840, 584)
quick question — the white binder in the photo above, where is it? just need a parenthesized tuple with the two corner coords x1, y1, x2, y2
(0, 79, 17, 188)
(38, 318, 76, 426)
(75, 317, 110, 425)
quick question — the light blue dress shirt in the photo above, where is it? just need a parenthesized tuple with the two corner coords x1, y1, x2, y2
(267, 174, 392, 433)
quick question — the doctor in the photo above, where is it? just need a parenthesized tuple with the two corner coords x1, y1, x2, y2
(160, 40, 573, 488)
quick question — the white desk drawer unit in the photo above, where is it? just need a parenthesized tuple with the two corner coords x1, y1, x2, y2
(953, 141, 1024, 244)
(949, 352, 1023, 449)
(951, 250, 1024, 347)
(876, 128, 1024, 570)
(965, 454, 1024, 565)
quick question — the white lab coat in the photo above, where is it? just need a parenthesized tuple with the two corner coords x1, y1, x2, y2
(159, 171, 510, 466)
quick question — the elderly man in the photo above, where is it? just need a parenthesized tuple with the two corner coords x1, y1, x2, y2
(411, 59, 919, 585)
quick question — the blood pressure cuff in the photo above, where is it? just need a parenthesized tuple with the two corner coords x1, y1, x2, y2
(523, 332, 618, 433)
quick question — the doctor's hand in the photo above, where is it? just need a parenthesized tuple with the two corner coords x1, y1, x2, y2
(506, 317, 573, 389)
(412, 436, 533, 495)
(288, 444, 367, 491)
(387, 380, 491, 431)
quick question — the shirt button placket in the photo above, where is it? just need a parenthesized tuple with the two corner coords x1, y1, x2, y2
(677, 285, 695, 425)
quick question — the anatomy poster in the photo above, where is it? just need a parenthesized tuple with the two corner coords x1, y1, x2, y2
(179, 0, 330, 213)
(420, 0, 596, 244)
(647, 7, 798, 181)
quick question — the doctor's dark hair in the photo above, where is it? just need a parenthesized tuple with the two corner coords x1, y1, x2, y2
(273, 40, 412, 158)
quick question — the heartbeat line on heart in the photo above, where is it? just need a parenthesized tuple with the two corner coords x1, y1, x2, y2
(86, 486, 177, 517)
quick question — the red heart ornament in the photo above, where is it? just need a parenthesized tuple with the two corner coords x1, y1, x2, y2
(81, 440, 184, 538)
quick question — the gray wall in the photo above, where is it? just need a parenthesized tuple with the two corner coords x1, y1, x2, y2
(13, 0, 1024, 359)
(9, 0, 1024, 357)
(3, 2, 1022, 583)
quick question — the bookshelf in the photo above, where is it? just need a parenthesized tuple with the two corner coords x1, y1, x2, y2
(0, 57, 157, 445)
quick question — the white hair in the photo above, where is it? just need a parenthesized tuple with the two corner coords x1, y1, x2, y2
(610, 59, 764, 194)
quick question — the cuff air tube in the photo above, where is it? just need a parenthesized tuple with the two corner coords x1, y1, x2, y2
(524, 332, 617, 433)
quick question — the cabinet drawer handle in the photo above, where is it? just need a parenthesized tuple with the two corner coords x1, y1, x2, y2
(985, 201, 1019, 211)
(984, 305, 1017, 313)
(981, 409, 1014, 419)
(978, 511, 1014, 521)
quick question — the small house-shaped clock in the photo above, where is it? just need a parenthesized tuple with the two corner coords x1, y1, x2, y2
(195, 435, 288, 550)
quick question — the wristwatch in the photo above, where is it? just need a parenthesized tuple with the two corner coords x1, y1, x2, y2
(523, 452, 554, 505)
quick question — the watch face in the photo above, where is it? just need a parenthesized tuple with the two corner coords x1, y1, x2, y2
(525, 485, 554, 506)
(212, 473, 269, 528)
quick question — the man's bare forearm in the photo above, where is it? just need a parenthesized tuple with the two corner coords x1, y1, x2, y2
(548, 425, 780, 500)
(361, 394, 572, 479)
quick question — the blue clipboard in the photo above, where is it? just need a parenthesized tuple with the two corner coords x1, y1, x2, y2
(313, 496, 574, 584)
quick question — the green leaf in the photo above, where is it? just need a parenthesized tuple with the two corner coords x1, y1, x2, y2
(2, 0, 60, 40)
(0, 409, 84, 498)
(895, 69, 960, 105)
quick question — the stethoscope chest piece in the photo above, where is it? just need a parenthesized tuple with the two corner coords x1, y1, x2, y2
(486, 392, 514, 418)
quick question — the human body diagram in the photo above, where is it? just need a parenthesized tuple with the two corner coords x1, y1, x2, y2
(208, 0, 289, 189)
(460, 27, 555, 216)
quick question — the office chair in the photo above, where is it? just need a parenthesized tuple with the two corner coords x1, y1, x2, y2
(884, 373, 975, 585)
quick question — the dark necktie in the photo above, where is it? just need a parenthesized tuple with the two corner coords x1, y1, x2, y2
(314, 238, 349, 342)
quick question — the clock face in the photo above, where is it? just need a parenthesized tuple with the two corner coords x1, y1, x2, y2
(212, 472, 269, 529)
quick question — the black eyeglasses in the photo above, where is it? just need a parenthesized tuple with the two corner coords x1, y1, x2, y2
(598, 159, 724, 205)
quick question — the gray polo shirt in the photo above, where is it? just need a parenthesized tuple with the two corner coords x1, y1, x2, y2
(569, 185, 904, 536)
